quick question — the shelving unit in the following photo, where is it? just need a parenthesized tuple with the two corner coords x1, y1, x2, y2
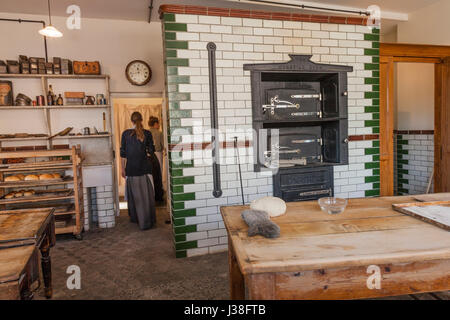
(0, 72, 120, 225)
(0, 73, 113, 150)
(0, 146, 84, 238)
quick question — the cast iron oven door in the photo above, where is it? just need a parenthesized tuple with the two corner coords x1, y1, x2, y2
(274, 166, 334, 202)
(263, 88, 322, 121)
(265, 127, 323, 168)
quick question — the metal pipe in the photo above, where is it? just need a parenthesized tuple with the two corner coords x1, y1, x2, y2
(239, 0, 370, 16)
(0, 18, 48, 62)
(148, 0, 154, 23)
(207, 42, 222, 198)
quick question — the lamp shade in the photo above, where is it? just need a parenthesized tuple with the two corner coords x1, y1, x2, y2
(39, 25, 63, 37)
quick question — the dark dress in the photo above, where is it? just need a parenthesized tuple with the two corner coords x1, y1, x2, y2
(120, 129, 156, 230)
(149, 153, 164, 202)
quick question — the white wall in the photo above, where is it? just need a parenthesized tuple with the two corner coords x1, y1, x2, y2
(397, 0, 450, 45)
(0, 12, 164, 93)
(0, 12, 164, 141)
(395, 63, 434, 130)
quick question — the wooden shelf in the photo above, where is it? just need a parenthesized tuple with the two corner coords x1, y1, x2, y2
(0, 191, 74, 205)
(0, 73, 108, 79)
(0, 165, 73, 173)
(0, 177, 74, 189)
(54, 134, 111, 140)
(0, 136, 49, 142)
(55, 223, 77, 235)
(0, 134, 111, 142)
(0, 105, 111, 110)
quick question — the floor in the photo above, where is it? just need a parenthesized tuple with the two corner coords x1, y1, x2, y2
(36, 206, 229, 300)
(36, 205, 449, 300)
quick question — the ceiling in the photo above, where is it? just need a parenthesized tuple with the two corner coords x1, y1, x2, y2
(0, 0, 442, 30)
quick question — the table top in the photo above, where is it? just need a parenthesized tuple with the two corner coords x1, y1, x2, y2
(220, 195, 450, 275)
(0, 208, 54, 248)
(0, 245, 37, 283)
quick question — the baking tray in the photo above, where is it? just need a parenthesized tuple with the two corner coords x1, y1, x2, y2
(392, 200, 450, 231)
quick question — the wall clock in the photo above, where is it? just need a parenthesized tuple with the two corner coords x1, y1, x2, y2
(125, 60, 152, 86)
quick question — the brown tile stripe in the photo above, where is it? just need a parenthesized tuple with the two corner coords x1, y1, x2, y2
(169, 140, 251, 151)
(394, 130, 434, 135)
(348, 134, 379, 141)
(170, 136, 383, 150)
(159, 5, 368, 25)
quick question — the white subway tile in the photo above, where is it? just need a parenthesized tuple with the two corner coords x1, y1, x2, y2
(198, 16, 221, 24)
(175, 14, 198, 23)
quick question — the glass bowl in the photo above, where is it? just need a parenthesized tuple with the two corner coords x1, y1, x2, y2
(318, 197, 348, 215)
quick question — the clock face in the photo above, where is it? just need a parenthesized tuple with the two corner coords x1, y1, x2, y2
(126, 60, 152, 86)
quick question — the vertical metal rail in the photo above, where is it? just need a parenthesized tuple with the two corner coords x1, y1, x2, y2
(207, 42, 222, 198)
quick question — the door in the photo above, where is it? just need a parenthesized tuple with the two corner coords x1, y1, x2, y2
(113, 98, 164, 194)
(435, 58, 450, 192)
(379, 57, 395, 196)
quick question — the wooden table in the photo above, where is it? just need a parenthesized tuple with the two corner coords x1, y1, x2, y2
(0, 208, 55, 299)
(221, 196, 450, 299)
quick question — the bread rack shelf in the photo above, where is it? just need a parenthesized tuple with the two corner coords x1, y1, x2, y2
(0, 146, 84, 239)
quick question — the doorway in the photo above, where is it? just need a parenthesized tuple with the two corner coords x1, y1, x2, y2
(112, 98, 167, 199)
(394, 63, 435, 195)
(379, 43, 450, 195)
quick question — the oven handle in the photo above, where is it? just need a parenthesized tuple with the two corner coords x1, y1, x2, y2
(298, 188, 332, 197)
(291, 138, 323, 145)
(264, 155, 323, 168)
(291, 93, 322, 100)
(264, 149, 301, 155)
(290, 111, 322, 118)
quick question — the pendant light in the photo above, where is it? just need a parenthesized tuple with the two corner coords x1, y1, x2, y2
(39, 0, 63, 38)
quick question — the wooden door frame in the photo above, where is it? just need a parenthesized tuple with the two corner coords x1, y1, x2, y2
(379, 43, 450, 195)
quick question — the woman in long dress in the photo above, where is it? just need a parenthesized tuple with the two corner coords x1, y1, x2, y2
(120, 111, 156, 230)
(148, 116, 164, 202)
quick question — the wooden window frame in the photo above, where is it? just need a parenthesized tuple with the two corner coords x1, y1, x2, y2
(379, 43, 450, 195)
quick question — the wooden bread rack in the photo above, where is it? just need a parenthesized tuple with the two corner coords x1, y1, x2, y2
(0, 146, 84, 239)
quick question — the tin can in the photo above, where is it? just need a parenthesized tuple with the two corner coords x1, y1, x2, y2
(37, 95, 44, 106)
(32, 100, 37, 107)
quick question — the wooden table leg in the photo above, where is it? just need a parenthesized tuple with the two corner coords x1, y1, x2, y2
(247, 273, 275, 300)
(21, 286, 34, 300)
(228, 240, 245, 300)
(40, 241, 52, 299)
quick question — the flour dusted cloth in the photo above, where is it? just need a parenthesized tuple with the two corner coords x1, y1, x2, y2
(241, 209, 280, 238)
(126, 174, 156, 230)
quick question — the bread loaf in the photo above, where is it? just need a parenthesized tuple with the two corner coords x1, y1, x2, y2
(39, 173, 54, 180)
(25, 174, 39, 181)
(17, 174, 25, 180)
(52, 173, 62, 179)
(5, 175, 20, 182)
(14, 191, 23, 197)
(23, 190, 35, 197)
(250, 196, 287, 218)
(5, 192, 15, 199)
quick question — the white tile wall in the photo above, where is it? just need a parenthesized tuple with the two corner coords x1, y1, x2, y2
(83, 185, 115, 230)
(167, 14, 378, 256)
(397, 134, 434, 195)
